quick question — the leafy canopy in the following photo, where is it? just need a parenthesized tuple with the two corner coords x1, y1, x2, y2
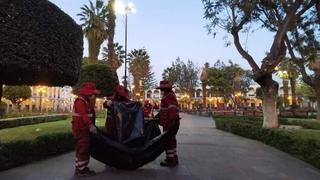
(162, 57, 199, 95)
(3, 86, 32, 105)
(74, 64, 119, 97)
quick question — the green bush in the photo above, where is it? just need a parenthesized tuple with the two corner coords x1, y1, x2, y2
(0, 132, 75, 170)
(215, 116, 320, 130)
(215, 117, 320, 169)
(74, 64, 119, 97)
(0, 114, 68, 129)
(0, 101, 5, 118)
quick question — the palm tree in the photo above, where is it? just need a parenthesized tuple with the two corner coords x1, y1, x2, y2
(78, 0, 108, 64)
(106, 0, 116, 69)
(102, 43, 125, 70)
(200, 62, 209, 108)
(276, 69, 289, 107)
(128, 49, 151, 100)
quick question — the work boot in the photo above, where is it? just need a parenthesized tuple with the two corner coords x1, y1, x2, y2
(160, 157, 177, 167)
(75, 167, 96, 177)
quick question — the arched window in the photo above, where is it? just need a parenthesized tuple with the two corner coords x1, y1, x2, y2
(196, 89, 202, 98)
(147, 90, 152, 99)
(153, 90, 160, 99)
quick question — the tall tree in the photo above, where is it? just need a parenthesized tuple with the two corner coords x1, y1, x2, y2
(102, 42, 125, 70)
(162, 57, 199, 97)
(296, 80, 317, 108)
(78, 0, 108, 64)
(0, 0, 83, 114)
(283, 2, 320, 120)
(207, 60, 252, 109)
(141, 69, 157, 99)
(106, 0, 116, 69)
(141, 69, 157, 91)
(3, 86, 31, 111)
(200, 62, 210, 107)
(128, 49, 151, 100)
(203, 0, 314, 128)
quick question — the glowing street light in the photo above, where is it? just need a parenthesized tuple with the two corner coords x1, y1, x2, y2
(37, 86, 47, 113)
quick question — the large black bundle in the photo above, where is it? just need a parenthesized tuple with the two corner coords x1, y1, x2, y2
(0, 0, 83, 86)
(90, 101, 179, 170)
(90, 121, 178, 170)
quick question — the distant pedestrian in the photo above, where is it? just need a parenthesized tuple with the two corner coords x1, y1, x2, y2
(71, 82, 99, 177)
(143, 99, 154, 118)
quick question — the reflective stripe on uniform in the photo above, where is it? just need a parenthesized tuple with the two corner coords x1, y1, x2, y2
(72, 113, 93, 117)
(166, 149, 175, 153)
(160, 105, 178, 110)
(76, 160, 89, 167)
(168, 105, 178, 110)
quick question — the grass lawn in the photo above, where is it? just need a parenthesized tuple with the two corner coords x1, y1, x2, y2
(0, 117, 105, 143)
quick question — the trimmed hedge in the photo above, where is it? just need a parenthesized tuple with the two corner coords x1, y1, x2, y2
(0, 114, 68, 129)
(215, 116, 320, 130)
(215, 117, 320, 169)
(0, 132, 75, 170)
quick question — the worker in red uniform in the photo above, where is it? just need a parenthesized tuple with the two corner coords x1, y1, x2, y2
(103, 84, 130, 139)
(143, 99, 154, 118)
(156, 80, 180, 167)
(72, 82, 100, 177)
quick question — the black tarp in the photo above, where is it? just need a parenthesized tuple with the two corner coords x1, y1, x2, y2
(90, 101, 179, 170)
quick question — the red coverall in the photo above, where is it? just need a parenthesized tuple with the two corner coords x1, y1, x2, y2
(159, 92, 180, 163)
(72, 97, 95, 171)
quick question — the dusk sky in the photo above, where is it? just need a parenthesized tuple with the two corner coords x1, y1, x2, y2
(50, 0, 274, 83)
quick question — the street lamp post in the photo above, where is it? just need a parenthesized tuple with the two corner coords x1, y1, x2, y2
(37, 86, 47, 113)
(115, 1, 136, 89)
(124, 9, 128, 88)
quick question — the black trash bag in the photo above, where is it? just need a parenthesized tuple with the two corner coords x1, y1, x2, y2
(89, 101, 179, 170)
(112, 101, 144, 144)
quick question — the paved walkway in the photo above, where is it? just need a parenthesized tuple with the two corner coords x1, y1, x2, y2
(1, 113, 320, 180)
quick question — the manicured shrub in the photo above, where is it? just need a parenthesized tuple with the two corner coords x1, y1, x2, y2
(0, 114, 68, 129)
(0, 101, 5, 118)
(73, 64, 119, 97)
(0, 132, 75, 170)
(214, 117, 320, 169)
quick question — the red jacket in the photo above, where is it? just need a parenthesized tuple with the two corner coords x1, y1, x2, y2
(159, 92, 179, 128)
(72, 97, 95, 138)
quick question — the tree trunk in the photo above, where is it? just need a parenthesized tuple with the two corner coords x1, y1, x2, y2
(259, 77, 279, 129)
(88, 36, 102, 64)
(290, 78, 297, 107)
(202, 82, 206, 108)
(283, 79, 289, 107)
(88, 39, 97, 64)
(133, 78, 140, 101)
(107, 0, 116, 70)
